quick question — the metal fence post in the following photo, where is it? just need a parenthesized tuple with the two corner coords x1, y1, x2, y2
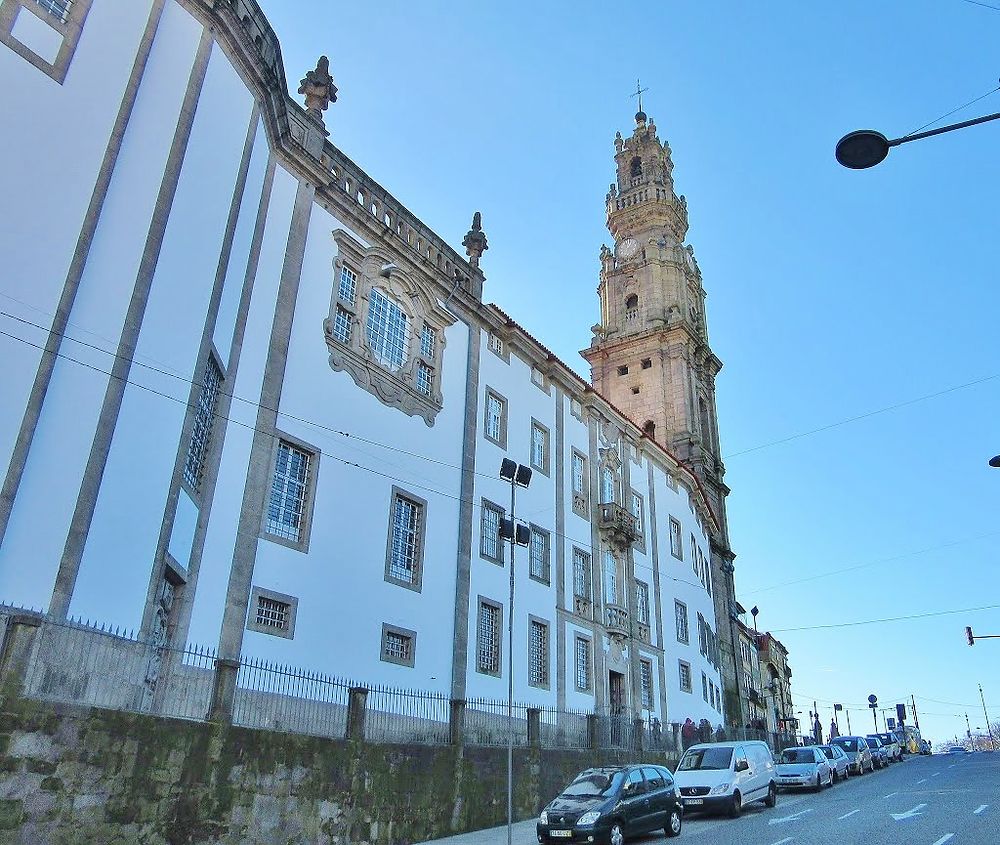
(207, 657, 240, 723)
(527, 707, 541, 747)
(633, 717, 645, 752)
(347, 685, 369, 740)
(587, 713, 600, 750)
(450, 699, 466, 746)
(0, 611, 43, 693)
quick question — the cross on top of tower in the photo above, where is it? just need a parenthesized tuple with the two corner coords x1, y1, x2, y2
(630, 78, 649, 124)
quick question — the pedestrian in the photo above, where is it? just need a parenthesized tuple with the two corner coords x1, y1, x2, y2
(681, 718, 696, 750)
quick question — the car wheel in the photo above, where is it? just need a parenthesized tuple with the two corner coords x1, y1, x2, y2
(665, 809, 682, 838)
(832, 768, 839, 784)
(764, 782, 777, 808)
(814, 774, 822, 792)
(609, 822, 625, 845)
(728, 791, 742, 819)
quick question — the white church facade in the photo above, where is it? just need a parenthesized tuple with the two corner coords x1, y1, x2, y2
(0, 0, 735, 731)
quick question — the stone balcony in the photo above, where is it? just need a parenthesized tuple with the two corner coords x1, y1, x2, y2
(605, 604, 629, 637)
(597, 502, 639, 548)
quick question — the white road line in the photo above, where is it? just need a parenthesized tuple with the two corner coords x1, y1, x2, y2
(838, 809, 861, 820)
(916, 778, 928, 784)
(884, 792, 898, 799)
(931, 772, 941, 778)
(948, 764, 956, 768)
(931, 835, 954, 845)
(768, 839, 793, 845)
(974, 804, 988, 814)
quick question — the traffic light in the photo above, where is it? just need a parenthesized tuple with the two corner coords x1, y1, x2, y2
(966, 626, 975, 646)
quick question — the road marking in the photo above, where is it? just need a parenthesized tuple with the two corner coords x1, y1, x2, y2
(916, 778, 927, 784)
(890, 803, 927, 821)
(838, 809, 861, 819)
(948, 764, 956, 768)
(931, 772, 940, 777)
(768, 809, 813, 826)
(884, 792, 898, 799)
(974, 804, 988, 814)
(931, 835, 954, 845)
(768, 839, 793, 845)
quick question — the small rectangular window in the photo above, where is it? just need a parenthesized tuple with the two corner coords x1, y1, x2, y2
(183, 356, 223, 494)
(339, 265, 358, 305)
(477, 599, 501, 676)
(528, 526, 550, 583)
(530, 420, 549, 474)
(246, 586, 298, 639)
(669, 517, 683, 559)
(264, 439, 316, 547)
(678, 660, 692, 693)
(380, 623, 416, 667)
(636, 581, 649, 625)
(420, 324, 437, 358)
(617, 365, 629, 376)
(675, 600, 689, 644)
(572, 548, 591, 600)
(385, 489, 425, 590)
(640, 659, 654, 709)
(489, 333, 504, 357)
(575, 636, 591, 691)
(256, 595, 289, 631)
(571, 450, 588, 515)
(641, 358, 652, 370)
(480, 500, 504, 563)
(415, 362, 434, 396)
(332, 306, 352, 344)
(631, 491, 643, 537)
(528, 618, 549, 688)
(702, 671, 709, 702)
(484, 389, 507, 447)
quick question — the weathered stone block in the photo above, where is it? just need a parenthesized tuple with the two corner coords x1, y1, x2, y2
(0, 798, 23, 830)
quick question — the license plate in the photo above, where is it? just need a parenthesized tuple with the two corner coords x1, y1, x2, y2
(550, 831, 573, 838)
(684, 798, 704, 805)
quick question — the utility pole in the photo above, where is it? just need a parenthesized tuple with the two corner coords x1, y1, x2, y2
(911, 695, 920, 730)
(846, 708, 852, 734)
(979, 684, 996, 751)
(965, 713, 972, 740)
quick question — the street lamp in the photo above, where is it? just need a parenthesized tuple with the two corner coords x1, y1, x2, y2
(835, 110, 1000, 169)
(989, 455, 1000, 468)
(499, 458, 531, 845)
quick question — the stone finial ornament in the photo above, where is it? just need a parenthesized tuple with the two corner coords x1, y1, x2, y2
(298, 56, 337, 120)
(462, 211, 488, 267)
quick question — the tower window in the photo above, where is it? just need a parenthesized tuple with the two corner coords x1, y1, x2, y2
(641, 358, 651, 369)
(625, 294, 638, 310)
(617, 365, 629, 376)
(643, 420, 655, 439)
(630, 157, 642, 179)
(631, 387, 640, 395)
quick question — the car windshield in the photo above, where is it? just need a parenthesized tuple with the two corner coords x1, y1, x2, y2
(678, 747, 734, 771)
(877, 735, 893, 744)
(834, 738, 858, 751)
(561, 771, 624, 797)
(948, 746, 965, 753)
(866, 738, 882, 747)
(819, 747, 835, 759)
(780, 749, 816, 763)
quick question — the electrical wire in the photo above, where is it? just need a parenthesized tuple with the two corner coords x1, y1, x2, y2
(902, 82, 1000, 138)
(957, 0, 1000, 12)
(769, 602, 1000, 633)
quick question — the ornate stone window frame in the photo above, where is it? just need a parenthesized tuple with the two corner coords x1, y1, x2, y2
(324, 229, 454, 426)
(0, 0, 93, 84)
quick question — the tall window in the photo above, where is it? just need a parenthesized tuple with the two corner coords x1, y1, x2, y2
(332, 306, 352, 343)
(572, 549, 591, 600)
(528, 619, 549, 687)
(674, 600, 689, 644)
(572, 453, 586, 495)
(698, 613, 708, 656)
(702, 671, 709, 702)
(669, 517, 683, 559)
(387, 492, 423, 587)
(640, 660, 654, 709)
(484, 390, 506, 446)
(480, 501, 503, 562)
(477, 600, 501, 675)
(339, 265, 358, 305)
(690, 535, 698, 576)
(366, 287, 409, 370)
(183, 357, 223, 493)
(575, 636, 591, 691)
(415, 362, 434, 397)
(530, 422, 549, 474)
(631, 491, 643, 538)
(529, 527, 550, 583)
(636, 581, 650, 625)
(419, 324, 437, 358)
(601, 467, 616, 504)
(603, 550, 618, 605)
(265, 441, 313, 544)
(678, 660, 692, 693)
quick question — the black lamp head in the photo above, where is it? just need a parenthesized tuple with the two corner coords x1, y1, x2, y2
(500, 458, 517, 482)
(515, 464, 533, 488)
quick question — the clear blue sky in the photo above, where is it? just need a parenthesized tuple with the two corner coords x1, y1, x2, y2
(262, 0, 1000, 745)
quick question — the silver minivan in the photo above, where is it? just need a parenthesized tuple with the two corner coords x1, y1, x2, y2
(673, 741, 778, 818)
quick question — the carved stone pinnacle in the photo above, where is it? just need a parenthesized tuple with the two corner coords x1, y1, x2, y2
(462, 211, 488, 267)
(298, 56, 337, 121)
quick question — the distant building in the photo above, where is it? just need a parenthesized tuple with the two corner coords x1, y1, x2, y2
(1, 0, 745, 728)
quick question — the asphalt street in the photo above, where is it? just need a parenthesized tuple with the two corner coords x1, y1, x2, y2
(417, 752, 999, 845)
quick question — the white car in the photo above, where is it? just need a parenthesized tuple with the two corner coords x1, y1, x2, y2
(775, 746, 834, 791)
(674, 741, 778, 818)
(818, 744, 851, 782)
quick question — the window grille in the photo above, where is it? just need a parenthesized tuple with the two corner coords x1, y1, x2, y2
(531, 423, 547, 472)
(332, 306, 352, 344)
(603, 550, 617, 605)
(34, 0, 72, 22)
(256, 596, 289, 631)
(669, 518, 683, 559)
(575, 637, 591, 690)
(485, 392, 504, 442)
(489, 333, 504, 356)
(636, 581, 649, 625)
(529, 620, 548, 687)
(339, 265, 357, 305)
(389, 495, 421, 584)
(631, 492, 643, 534)
(640, 660, 653, 708)
(477, 602, 500, 674)
(480, 502, 502, 561)
(415, 362, 433, 396)
(420, 324, 436, 358)
(265, 441, 312, 542)
(601, 467, 616, 504)
(675, 600, 689, 643)
(366, 287, 409, 370)
(679, 660, 692, 693)
(383, 631, 412, 663)
(572, 453, 586, 494)
(182, 357, 223, 492)
(529, 528, 548, 581)
(572, 549, 591, 599)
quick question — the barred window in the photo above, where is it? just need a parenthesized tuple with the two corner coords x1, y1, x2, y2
(485, 390, 506, 445)
(575, 637, 591, 691)
(691, 535, 698, 576)
(572, 452, 586, 495)
(530, 422, 549, 473)
(477, 600, 501, 675)
(528, 619, 549, 687)
(34, 0, 72, 21)
(415, 362, 434, 397)
(603, 550, 618, 606)
(698, 613, 708, 656)
(631, 491, 643, 536)
(419, 324, 436, 358)
(669, 517, 683, 559)
(388, 493, 422, 585)
(572, 548, 591, 600)
(640, 659, 654, 708)
(183, 357, 223, 493)
(256, 596, 289, 631)
(601, 467, 616, 504)
(339, 265, 357, 305)
(702, 671, 709, 702)
(636, 581, 650, 625)
(675, 600, 689, 644)
(529, 527, 549, 582)
(480, 501, 503, 562)
(265, 441, 313, 543)
(366, 287, 409, 370)
(679, 660, 692, 693)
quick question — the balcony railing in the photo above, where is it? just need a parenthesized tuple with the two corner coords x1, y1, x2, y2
(597, 502, 639, 546)
(605, 604, 629, 636)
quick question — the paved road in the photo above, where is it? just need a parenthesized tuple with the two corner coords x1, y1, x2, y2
(417, 752, 999, 845)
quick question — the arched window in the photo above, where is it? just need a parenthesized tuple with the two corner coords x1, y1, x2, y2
(625, 294, 638, 310)
(630, 157, 642, 179)
(643, 420, 655, 439)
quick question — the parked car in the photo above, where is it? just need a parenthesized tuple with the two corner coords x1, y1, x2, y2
(818, 744, 851, 782)
(775, 746, 833, 791)
(865, 735, 889, 769)
(946, 745, 968, 754)
(919, 740, 932, 755)
(830, 736, 874, 774)
(673, 741, 777, 818)
(873, 733, 901, 762)
(536, 765, 684, 845)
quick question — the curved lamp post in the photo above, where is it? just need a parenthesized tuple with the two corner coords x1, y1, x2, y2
(835, 111, 1000, 169)
(989, 455, 1000, 468)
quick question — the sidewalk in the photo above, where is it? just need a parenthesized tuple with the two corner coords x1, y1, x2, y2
(413, 819, 538, 845)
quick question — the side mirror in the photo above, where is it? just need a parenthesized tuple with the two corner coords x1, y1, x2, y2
(735, 760, 749, 772)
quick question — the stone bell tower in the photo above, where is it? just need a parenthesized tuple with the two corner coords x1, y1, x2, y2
(581, 104, 745, 724)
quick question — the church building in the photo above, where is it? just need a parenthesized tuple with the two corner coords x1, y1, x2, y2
(0, 0, 750, 731)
